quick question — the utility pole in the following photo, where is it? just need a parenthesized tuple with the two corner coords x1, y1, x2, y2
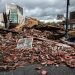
(65, 0, 70, 38)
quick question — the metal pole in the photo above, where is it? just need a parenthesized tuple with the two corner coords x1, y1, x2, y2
(65, 0, 70, 38)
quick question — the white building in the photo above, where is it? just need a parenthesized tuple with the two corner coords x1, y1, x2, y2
(6, 3, 25, 25)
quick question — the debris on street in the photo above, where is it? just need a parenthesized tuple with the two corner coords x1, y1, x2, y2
(0, 3, 75, 72)
(0, 28, 75, 71)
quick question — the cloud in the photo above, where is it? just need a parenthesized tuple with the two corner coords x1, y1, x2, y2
(0, 0, 75, 20)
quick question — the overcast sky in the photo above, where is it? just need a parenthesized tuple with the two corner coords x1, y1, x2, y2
(0, 0, 75, 20)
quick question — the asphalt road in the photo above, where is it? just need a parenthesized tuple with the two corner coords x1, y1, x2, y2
(0, 64, 75, 75)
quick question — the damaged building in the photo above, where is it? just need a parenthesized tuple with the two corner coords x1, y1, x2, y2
(0, 3, 25, 29)
(6, 3, 25, 28)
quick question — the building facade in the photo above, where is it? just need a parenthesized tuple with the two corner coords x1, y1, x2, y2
(6, 3, 24, 25)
